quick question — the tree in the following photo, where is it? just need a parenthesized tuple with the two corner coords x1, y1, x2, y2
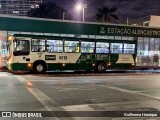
(28, 3, 72, 20)
(96, 6, 118, 23)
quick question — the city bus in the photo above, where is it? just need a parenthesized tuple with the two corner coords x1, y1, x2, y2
(7, 34, 136, 73)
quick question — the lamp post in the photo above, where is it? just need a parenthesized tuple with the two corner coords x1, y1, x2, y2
(63, 12, 65, 20)
(76, 4, 87, 22)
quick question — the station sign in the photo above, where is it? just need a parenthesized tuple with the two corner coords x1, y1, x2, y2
(99, 26, 160, 37)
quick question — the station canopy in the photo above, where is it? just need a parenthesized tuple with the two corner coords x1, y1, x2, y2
(0, 15, 160, 37)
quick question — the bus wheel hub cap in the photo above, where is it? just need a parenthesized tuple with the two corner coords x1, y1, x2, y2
(37, 65, 43, 72)
(98, 64, 105, 71)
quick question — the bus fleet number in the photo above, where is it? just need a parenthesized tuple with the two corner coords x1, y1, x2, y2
(59, 56, 67, 60)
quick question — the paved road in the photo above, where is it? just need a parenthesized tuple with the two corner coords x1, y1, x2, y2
(0, 72, 160, 120)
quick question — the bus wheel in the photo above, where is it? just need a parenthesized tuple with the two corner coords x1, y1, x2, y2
(33, 63, 46, 73)
(96, 62, 106, 72)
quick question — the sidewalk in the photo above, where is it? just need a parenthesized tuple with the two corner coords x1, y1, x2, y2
(0, 56, 7, 72)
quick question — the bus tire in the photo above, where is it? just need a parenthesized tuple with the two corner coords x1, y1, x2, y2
(33, 63, 46, 74)
(96, 62, 106, 72)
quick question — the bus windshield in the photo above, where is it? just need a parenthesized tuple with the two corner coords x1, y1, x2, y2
(13, 40, 30, 56)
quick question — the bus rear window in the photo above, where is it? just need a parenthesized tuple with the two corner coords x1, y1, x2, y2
(13, 40, 29, 56)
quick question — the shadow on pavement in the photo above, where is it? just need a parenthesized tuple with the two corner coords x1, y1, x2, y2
(1, 66, 160, 76)
(3, 69, 160, 77)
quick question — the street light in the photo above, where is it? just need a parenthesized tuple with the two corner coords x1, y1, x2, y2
(63, 12, 65, 20)
(76, 3, 87, 22)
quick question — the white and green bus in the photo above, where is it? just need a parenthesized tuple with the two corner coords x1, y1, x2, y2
(7, 34, 136, 73)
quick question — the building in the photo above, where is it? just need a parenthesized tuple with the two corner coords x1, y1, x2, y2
(129, 15, 160, 27)
(0, 15, 160, 69)
(0, 0, 42, 16)
(128, 15, 160, 68)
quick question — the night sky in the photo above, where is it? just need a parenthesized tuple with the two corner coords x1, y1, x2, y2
(44, 0, 160, 22)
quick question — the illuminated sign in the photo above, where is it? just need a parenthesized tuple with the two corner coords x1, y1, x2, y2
(99, 26, 160, 37)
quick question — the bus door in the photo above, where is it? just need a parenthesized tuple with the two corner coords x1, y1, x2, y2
(80, 42, 95, 70)
(80, 53, 93, 70)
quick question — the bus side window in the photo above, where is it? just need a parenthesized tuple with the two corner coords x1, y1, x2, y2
(32, 39, 45, 52)
(65, 40, 79, 53)
(81, 42, 95, 53)
(89, 49, 94, 53)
